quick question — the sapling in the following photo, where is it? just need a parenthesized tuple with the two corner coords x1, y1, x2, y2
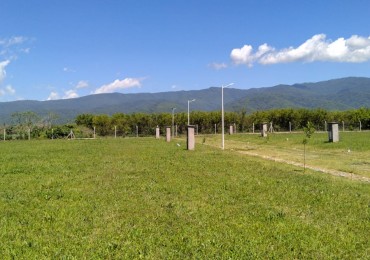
(302, 122, 315, 172)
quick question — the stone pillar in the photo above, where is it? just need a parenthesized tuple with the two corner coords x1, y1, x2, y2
(166, 126, 171, 142)
(261, 123, 268, 137)
(328, 122, 339, 142)
(187, 125, 195, 150)
(156, 126, 160, 139)
(229, 125, 233, 135)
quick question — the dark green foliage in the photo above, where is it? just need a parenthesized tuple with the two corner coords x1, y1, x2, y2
(1, 107, 369, 139)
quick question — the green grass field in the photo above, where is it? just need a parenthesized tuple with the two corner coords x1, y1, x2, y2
(201, 131, 370, 178)
(0, 138, 369, 258)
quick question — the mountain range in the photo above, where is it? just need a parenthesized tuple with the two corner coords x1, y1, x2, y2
(0, 77, 369, 124)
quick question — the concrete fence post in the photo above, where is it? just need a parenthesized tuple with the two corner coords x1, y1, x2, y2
(166, 126, 171, 142)
(261, 123, 268, 137)
(156, 126, 160, 139)
(328, 122, 339, 142)
(187, 125, 195, 150)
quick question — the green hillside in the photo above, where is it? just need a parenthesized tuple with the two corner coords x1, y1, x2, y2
(0, 77, 369, 124)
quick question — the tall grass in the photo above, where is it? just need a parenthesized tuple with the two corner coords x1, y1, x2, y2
(0, 138, 369, 258)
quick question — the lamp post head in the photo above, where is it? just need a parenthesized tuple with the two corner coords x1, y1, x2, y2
(222, 83, 234, 89)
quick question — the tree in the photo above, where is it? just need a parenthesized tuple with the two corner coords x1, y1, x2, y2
(302, 122, 315, 172)
(93, 114, 111, 136)
(76, 114, 94, 129)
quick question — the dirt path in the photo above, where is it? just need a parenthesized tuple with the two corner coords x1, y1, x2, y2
(201, 142, 370, 183)
(236, 149, 370, 183)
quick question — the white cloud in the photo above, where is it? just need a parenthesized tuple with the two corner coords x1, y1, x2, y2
(47, 91, 60, 100)
(208, 62, 228, 70)
(64, 89, 79, 99)
(76, 80, 88, 89)
(5, 85, 15, 94)
(0, 60, 10, 83)
(93, 77, 143, 94)
(0, 36, 30, 60)
(63, 67, 76, 73)
(231, 34, 370, 66)
(0, 36, 27, 47)
(0, 84, 15, 97)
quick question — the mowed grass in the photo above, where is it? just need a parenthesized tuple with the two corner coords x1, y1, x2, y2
(202, 131, 370, 178)
(0, 138, 369, 258)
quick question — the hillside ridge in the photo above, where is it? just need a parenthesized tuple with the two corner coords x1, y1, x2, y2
(0, 77, 369, 124)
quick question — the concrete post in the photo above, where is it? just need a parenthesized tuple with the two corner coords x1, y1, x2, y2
(342, 121, 345, 132)
(252, 123, 255, 133)
(289, 122, 292, 133)
(328, 122, 339, 142)
(229, 125, 233, 135)
(187, 125, 195, 150)
(215, 124, 217, 134)
(156, 126, 160, 139)
(166, 126, 171, 142)
(261, 123, 268, 137)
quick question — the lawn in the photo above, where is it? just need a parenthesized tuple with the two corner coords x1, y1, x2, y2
(0, 138, 369, 258)
(201, 131, 370, 178)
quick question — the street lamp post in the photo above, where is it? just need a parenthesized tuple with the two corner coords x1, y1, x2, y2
(171, 107, 176, 138)
(187, 99, 196, 125)
(221, 83, 234, 150)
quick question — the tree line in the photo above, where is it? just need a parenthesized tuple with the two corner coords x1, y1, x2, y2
(1, 108, 369, 139)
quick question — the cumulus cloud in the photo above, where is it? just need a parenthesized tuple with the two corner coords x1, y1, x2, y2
(47, 91, 60, 100)
(0, 60, 10, 83)
(76, 80, 88, 89)
(231, 34, 370, 67)
(47, 89, 80, 100)
(64, 89, 79, 99)
(208, 62, 228, 70)
(5, 85, 15, 94)
(0, 85, 16, 97)
(93, 77, 143, 94)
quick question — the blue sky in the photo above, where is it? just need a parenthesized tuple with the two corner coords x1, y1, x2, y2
(1, 0, 370, 101)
